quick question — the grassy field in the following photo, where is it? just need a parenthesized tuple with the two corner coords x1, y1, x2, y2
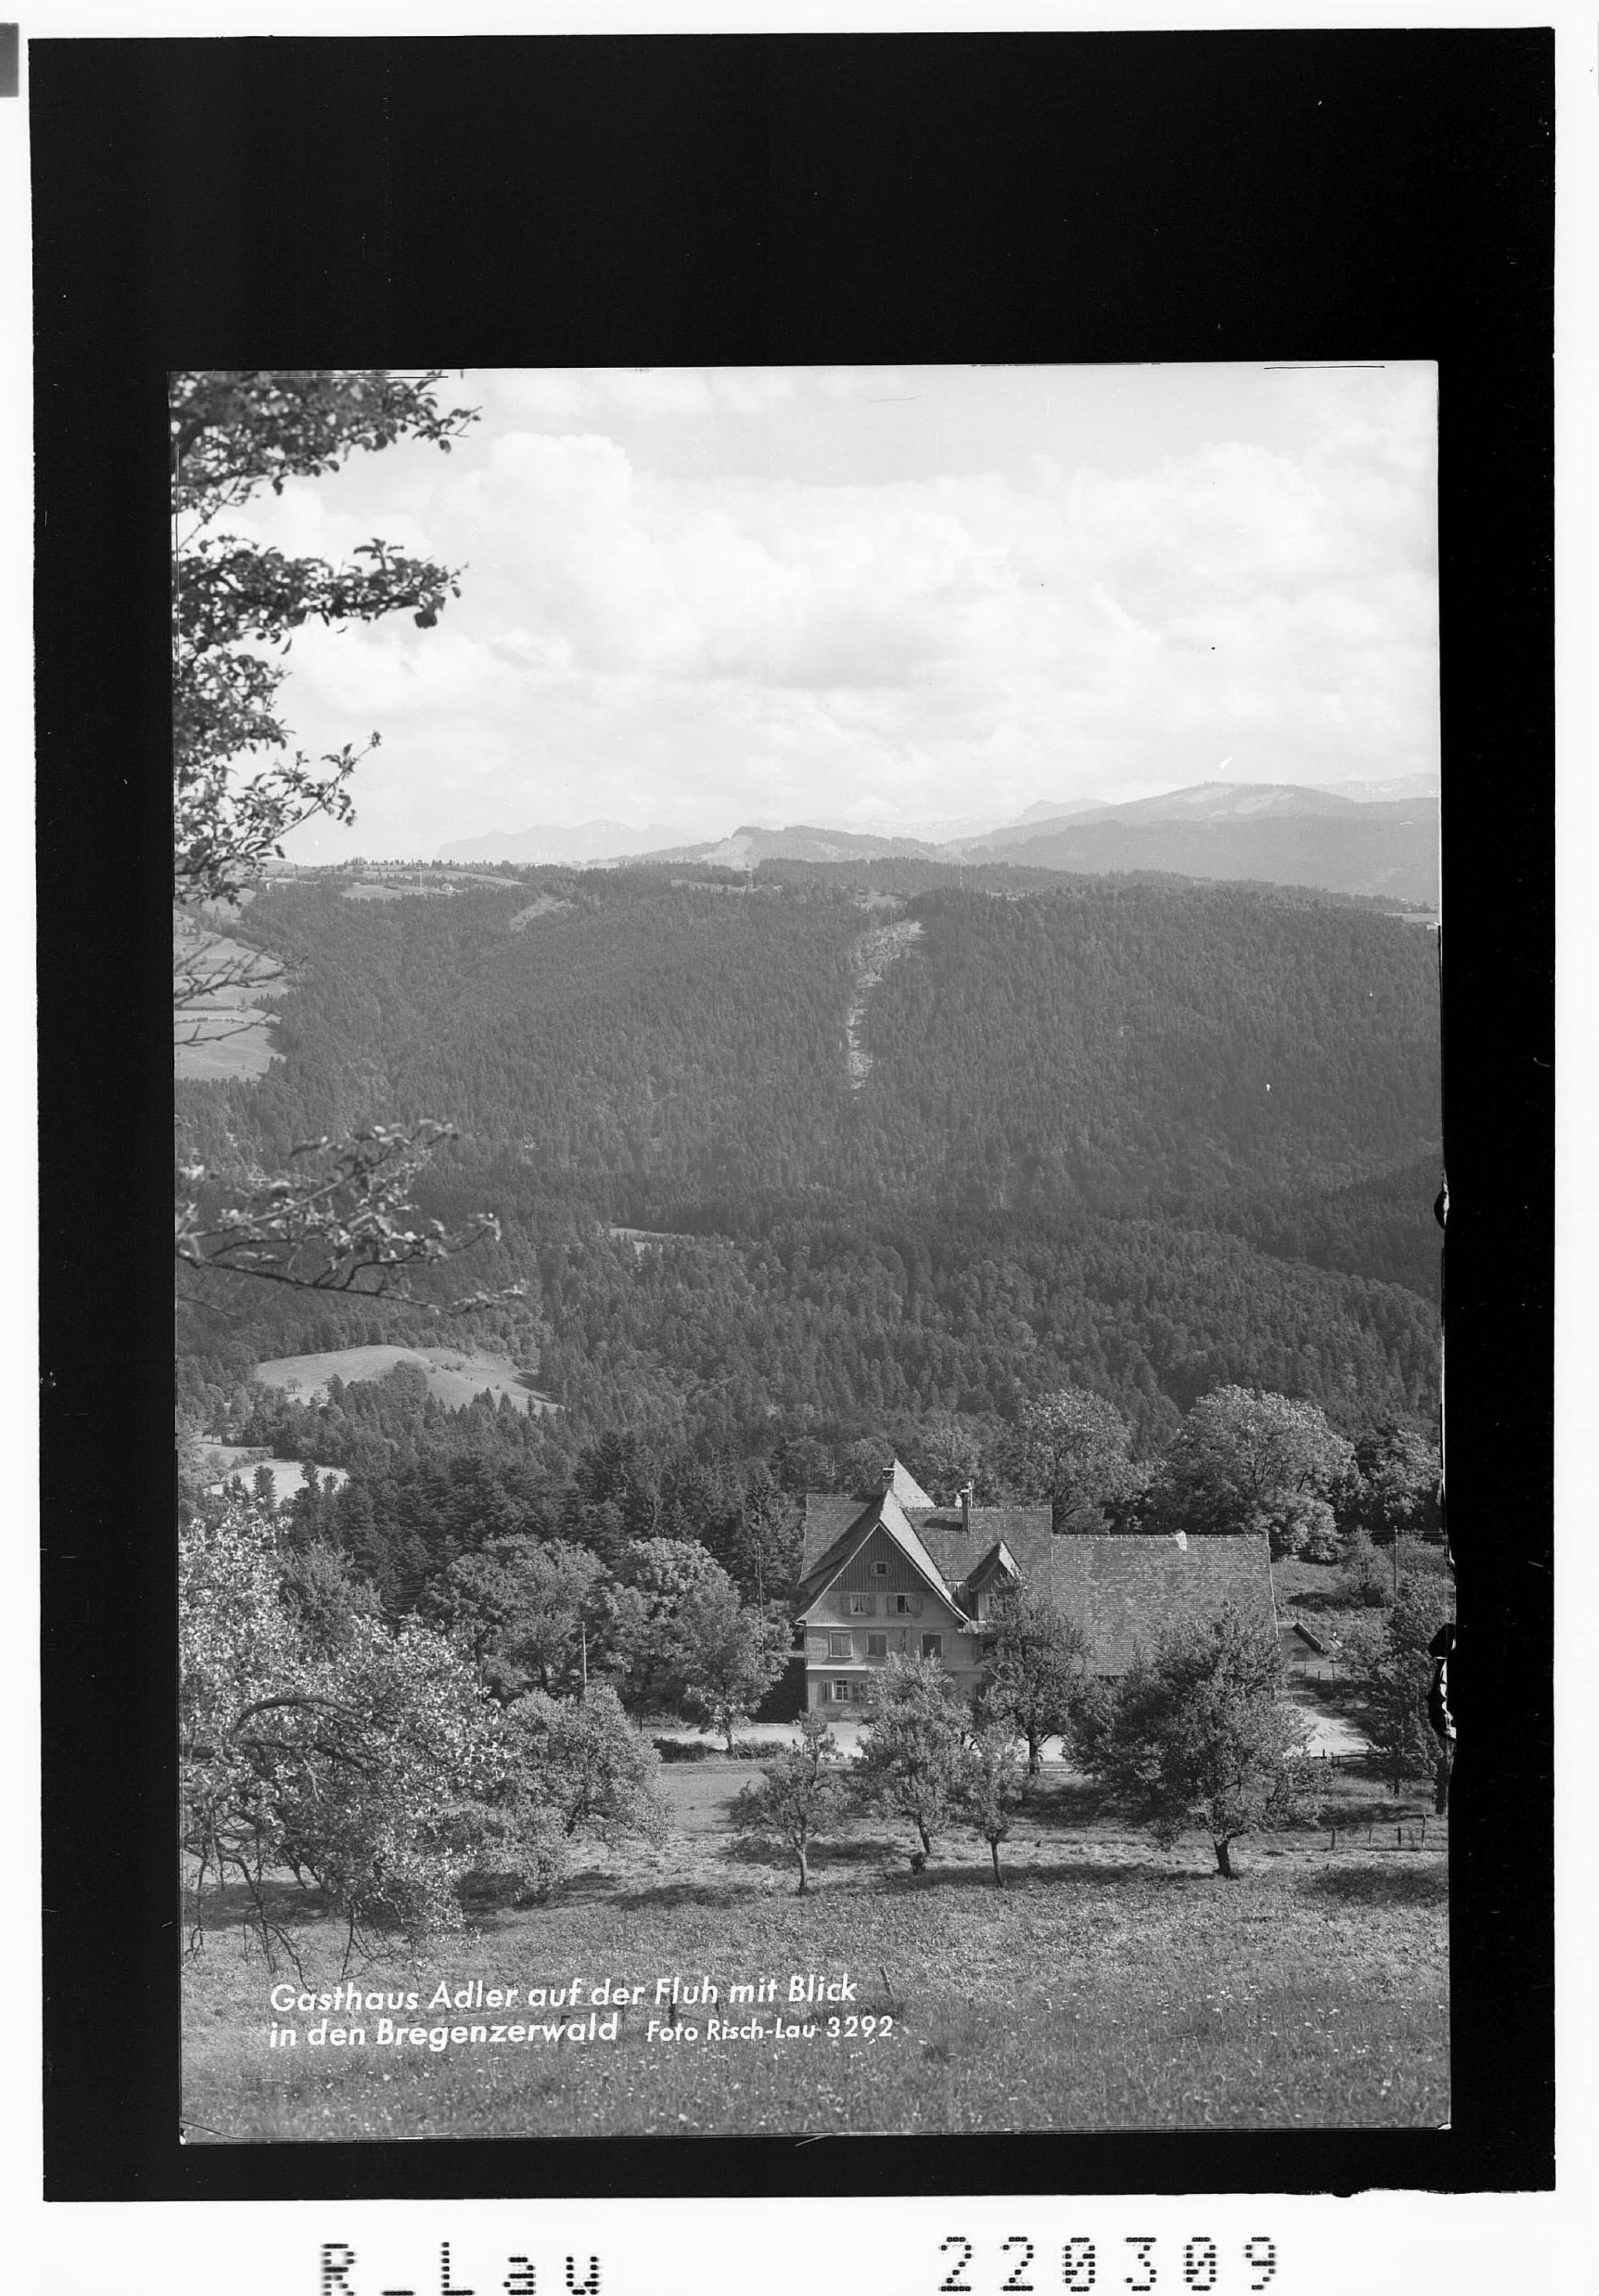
(173, 918, 282, 1081)
(181, 1759, 1447, 2141)
(253, 1345, 555, 1413)
(191, 1447, 350, 1504)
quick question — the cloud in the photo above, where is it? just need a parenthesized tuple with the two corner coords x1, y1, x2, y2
(260, 368, 1438, 857)
(482, 367, 802, 426)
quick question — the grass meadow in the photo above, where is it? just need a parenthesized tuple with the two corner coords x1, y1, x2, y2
(181, 1760, 1448, 2141)
(253, 1345, 555, 1413)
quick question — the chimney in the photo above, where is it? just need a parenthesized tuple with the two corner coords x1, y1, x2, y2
(958, 1482, 973, 1534)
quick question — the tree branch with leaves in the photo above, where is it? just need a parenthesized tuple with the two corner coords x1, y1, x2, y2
(171, 370, 513, 1309)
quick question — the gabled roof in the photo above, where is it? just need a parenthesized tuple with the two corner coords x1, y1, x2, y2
(797, 1487, 968, 1615)
(962, 1540, 1021, 1599)
(1049, 1532, 1277, 1674)
(884, 1457, 935, 1510)
(797, 1495, 1275, 1676)
(797, 1494, 879, 1599)
(911, 1506, 1057, 1596)
(798, 1492, 1055, 1610)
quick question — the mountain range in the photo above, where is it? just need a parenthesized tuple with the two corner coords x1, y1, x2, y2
(435, 774, 1439, 904)
(955, 786, 1436, 902)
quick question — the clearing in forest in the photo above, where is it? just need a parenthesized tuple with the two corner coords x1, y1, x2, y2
(253, 1345, 555, 1413)
(845, 918, 922, 1087)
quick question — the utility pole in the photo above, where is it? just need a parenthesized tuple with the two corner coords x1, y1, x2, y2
(580, 1619, 588, 1699)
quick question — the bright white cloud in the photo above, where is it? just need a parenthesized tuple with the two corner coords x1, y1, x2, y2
(246, 363, 1438, 859)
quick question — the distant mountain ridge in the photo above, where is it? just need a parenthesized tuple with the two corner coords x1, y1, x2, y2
(437, 773, 1440, 899)
(635, 823, 950, 867)
(1311, 773, 1439, 804)
(945, 778, 1439, 903)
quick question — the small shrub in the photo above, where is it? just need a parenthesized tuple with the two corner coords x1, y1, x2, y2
(653, 1737, 714, 1763)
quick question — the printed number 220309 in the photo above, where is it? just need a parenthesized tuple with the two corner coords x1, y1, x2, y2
(938, 2234, 1279, 2293)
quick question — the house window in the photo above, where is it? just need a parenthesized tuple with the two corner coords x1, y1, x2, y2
(828, 1631, 852, 1659)
(892, 1594, 912, 1614)
(834, 1680, 850, 1702)
(922, 1633, 943, 1660)
(871, 1560, 888, 1577)
(866, 1633, 887, 1658)
(849, 1594, 872, 1616)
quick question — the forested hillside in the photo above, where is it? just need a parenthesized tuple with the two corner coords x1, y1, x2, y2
(180, 867, 1438, 1216)
(177, 863, 1441, 1609)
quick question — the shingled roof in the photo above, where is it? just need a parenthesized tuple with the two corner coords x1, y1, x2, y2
(912, 1506, 1057, 1595)
(1049, 1531, 1277, 1674)
(798, 1474, 1056, 1617)
(798, 1471, 1275, 1672)
(885, 1458, 935, 1509)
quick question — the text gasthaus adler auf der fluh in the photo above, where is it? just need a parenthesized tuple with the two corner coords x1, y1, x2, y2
(268, 1973, 888, 2051)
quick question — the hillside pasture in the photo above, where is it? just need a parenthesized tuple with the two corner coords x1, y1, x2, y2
(181, 1759, 1446, 2141)
(253, 1344, 555, 1413)
(212, 1458, 349, 1504)
(173, 917, 282, 1080)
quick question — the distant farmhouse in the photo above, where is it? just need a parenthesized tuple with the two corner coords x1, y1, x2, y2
(796, 1458, 1276, 1713)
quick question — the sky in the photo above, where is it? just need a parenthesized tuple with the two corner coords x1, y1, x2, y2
(220, 362, 1440, 863)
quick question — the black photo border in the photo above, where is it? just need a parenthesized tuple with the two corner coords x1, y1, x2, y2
(34, 26, 1554, 2203)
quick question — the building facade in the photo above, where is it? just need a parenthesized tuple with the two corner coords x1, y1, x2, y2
(795, 1458, 1278, 1713)
(795, 1463, 1053, 1711)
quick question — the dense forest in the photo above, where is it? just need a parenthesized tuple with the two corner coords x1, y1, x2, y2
(177, 863, 1441, 1619)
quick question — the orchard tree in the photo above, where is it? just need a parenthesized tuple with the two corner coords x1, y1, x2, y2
(604, 1538, 737, 1713)
(1006, 1387, 1145, 1533)
(276, 1539, 381, 1658)
(1337, 1528, 1395, 1609)
(1345, 1578, 1456, 1801)
(181, 1500, 309, 1939)
(497, 1685, 670, 1850)
(854, 1654, 971, 1864)
(171, 370, 506, 1305)
(427, 1536, 609, 1703)
(678, 1582, 792, 1751)
(962, 1722, 1026, 1886)
(1155, 1386, 1356, 1556)
(1088, 1603, 1317, 1877)
(978, 1583, 1092, 1773)
(180, 1500, 503, 1951)
(181, 1499, 663, 1948)
(731, 1714, 844, 1895)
